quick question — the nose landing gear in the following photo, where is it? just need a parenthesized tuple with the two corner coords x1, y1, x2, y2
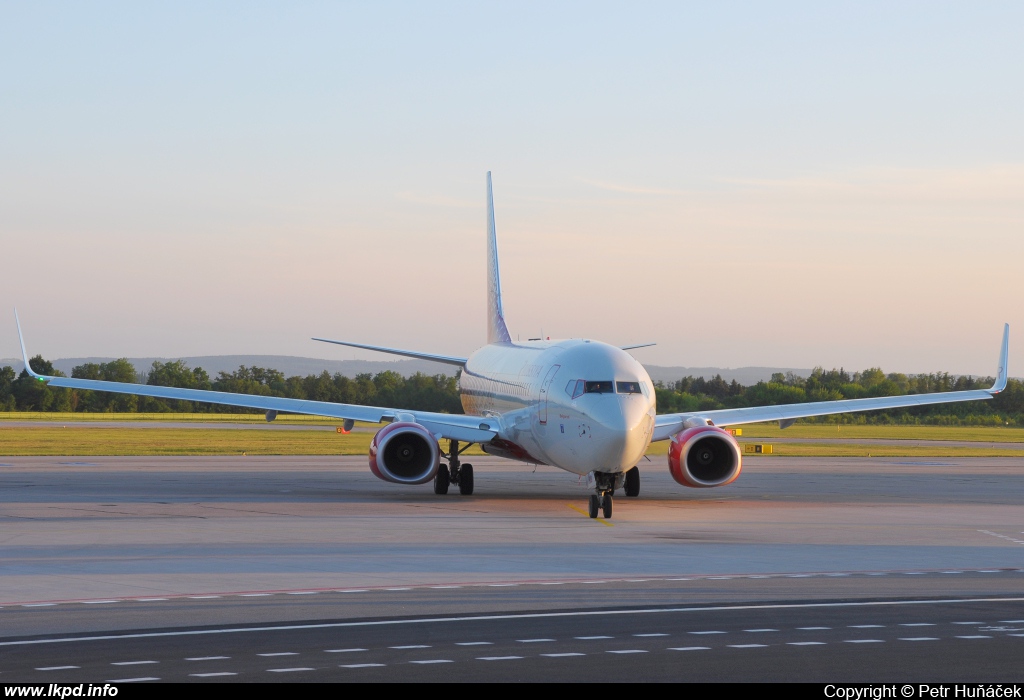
(587, 471, 618, 519)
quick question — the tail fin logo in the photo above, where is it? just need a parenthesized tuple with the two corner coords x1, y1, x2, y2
(486, 172, 512, 344)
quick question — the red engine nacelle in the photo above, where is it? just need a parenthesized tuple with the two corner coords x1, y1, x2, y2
(368, 421, 441, 485)
(668, 425, 743, 488)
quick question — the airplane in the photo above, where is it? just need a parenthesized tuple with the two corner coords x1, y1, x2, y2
(14, 173, 1010, 519)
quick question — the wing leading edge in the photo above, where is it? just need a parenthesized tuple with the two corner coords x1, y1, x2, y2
(653, 324, 1010, 441)
(15, 312, 494, 445)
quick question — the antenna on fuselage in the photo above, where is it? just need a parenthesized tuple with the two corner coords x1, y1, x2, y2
(486, 172, 512, 344)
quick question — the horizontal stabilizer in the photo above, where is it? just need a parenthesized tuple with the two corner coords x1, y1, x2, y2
(312, 337, 467, 367)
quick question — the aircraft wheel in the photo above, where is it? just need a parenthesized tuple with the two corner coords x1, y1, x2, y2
(588, 494, 600, 518)
(624, 467, 640, 497)
(433, 465, 450, 495)
(459, 464, 474, 495)
(602, 493, 613, 519)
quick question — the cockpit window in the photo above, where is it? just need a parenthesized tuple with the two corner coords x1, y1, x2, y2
(616, 381, 643, 394)
(584, 380, 615, 394)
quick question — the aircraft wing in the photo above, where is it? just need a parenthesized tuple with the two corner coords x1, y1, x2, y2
(15, 314, 496, 445)
(652, 324, 1009, 441)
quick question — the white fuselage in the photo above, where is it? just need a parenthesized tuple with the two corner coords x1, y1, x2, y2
(459, 339, 656, 476)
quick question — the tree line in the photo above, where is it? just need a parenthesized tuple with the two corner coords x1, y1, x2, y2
(2, 356, 1023, 424)
(0, 357, 462, 415)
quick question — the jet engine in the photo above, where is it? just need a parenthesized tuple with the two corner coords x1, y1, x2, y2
(368, 421, 441, 484)
(667, 425, 742, 488)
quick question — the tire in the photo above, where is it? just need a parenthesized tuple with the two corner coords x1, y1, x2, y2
(624, 467, 640, 497)
(602, 493, 613, 519)
(588, 494, 600, 519)
(459, 463, 474, 495)
(433, 465, 450, 495)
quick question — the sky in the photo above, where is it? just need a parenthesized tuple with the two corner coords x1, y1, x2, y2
(1, 2, 1022, 376)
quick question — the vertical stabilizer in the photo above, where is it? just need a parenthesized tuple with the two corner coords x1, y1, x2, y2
(486, 172, 512, 344)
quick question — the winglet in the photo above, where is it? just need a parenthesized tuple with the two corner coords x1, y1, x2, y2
(989, 323, 1010, 394)
(14, 309, 45, 380)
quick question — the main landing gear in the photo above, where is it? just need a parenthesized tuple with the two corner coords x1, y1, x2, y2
(434, 439, 474, 496)
(586, 468, 639, 519)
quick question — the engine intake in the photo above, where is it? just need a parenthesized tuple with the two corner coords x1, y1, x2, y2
(667, 425, 742, 488)
(368, 421, 441, 485)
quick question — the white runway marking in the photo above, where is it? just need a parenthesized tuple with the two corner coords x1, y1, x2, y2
(135, 598, 168, 602)
(669, 647, 710, 651)
(390, 645, 430, 649)
(9, 597, 1024, 647)
(900, 623, 935, 626)
(788, 642, 825, 646)
(187, 656, 229, 661)
(728, 644, 767, 648)
(951, 622, 984, 625)
(326, 648, 367, 653)
(267, 667, 313, 672)
(82, 600, 119, 604)
(956, 636, 992, 639)
(845, 639, 884, 643)
(899, 637, 938, 641)
(542, 653, 585, 657)
(111, 661, 157, 665)
(410, 660, 452, 664)
(690, 631, 726, 635)
(575, 636, 612, 640)
(607, 649, 646, 654)
(850, 625, 884, 628)
(36, 666, 79, 671)
(22, 603, 55, 607)
(633, 633, 668, 637)
(455, 642, 492, 646)
(798, 627, 830, 630)
(107, 677, 158, 682)
(517, 639, 555, 643)
(744, 629, 778, 632)
(190, 672, 237, 677)
(258, 652, 297, 656)
(341, 663, 385, 668)
(238, 594, 271, 597)
(477, 656, 522, 661)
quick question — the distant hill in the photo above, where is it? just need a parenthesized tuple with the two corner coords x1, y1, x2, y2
(1, 354, 810, 385)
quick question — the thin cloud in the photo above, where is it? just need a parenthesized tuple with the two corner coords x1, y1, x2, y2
(395, 191, 477, 208)
(576, 178, 682, 196)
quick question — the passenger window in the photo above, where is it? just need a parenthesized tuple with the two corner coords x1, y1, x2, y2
(616, 381, 642, 394)
(584, 380, 614, 394)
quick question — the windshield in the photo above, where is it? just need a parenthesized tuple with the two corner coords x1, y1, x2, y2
(584, 380, 615, 394)
(616, 381, 642, 394)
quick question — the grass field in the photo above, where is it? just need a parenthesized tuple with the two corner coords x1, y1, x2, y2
(0, 423, 1022, 457)
(733, 423, 1024, 443)
(0, 412, 350, 424)
(0, 426, 489, 456)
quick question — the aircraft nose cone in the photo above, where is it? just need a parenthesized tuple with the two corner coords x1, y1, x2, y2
(590, 397, 652, 471)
